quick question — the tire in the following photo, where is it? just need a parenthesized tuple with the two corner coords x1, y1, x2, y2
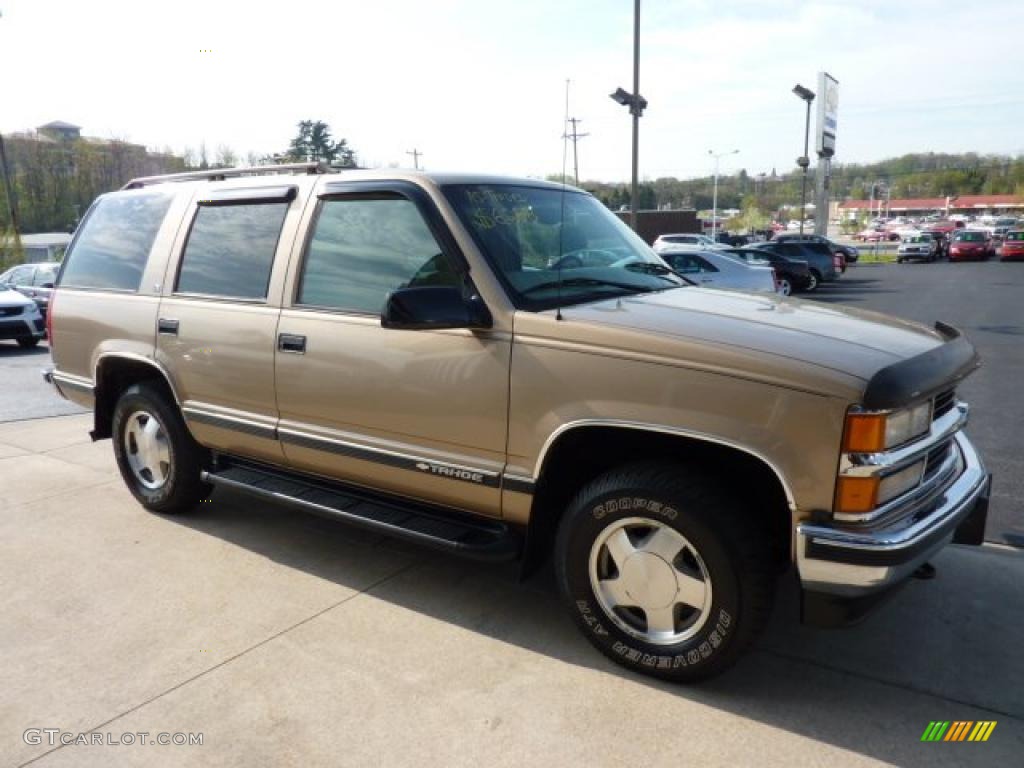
(805, 269, 820, 291)
(17, 337, 41, 348)
(112, 382, 211, 513)
(555, 463, 776, 682)
(777, 277, 792, 296)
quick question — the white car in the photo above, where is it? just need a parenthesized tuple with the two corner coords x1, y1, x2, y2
(0, 285, 45, 348)
(652, 233, 730, 253)
(659, 248, 777, 293)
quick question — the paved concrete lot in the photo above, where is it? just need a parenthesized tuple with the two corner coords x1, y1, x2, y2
(2, 415, 1022, 767)
(806, 259, 1024, 546)
(0, 342, 84, 422)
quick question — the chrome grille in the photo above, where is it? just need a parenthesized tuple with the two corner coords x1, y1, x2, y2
(922, 440, 953, 482)
(933, 389, 956, 420)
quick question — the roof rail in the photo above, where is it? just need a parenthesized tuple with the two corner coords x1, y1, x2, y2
(121, 161, 333, 190)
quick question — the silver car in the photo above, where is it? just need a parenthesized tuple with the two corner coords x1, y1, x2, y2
(897, 233, 939, 263)
(659, 248, 777, 293)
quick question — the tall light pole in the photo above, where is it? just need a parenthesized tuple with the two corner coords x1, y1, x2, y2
(792, 84, 815, 236)
(610, 0, 646, 230)
(708, 149, 739, 240)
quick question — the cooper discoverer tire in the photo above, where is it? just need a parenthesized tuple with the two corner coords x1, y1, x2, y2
(555, 463, 776, 682)
(112, 382, 211, 514)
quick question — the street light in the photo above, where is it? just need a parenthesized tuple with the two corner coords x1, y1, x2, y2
(609, 0, 645, 230)
(792, 83, 815, 236)
(708, 149, 739, 241)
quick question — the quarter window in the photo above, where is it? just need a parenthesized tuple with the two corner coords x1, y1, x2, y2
(298, 196, 460, 313)
(176, 202, 289, 299)
(59, 191, 173, 291)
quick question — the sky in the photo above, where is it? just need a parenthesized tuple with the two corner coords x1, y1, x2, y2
(2, 0, 1023, 183)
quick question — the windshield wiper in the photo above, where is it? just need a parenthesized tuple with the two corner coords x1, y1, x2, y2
(521, 277, 653, 296)
(623, 262, 695, 285)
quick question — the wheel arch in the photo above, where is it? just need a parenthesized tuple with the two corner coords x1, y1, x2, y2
(521, 422, 795, 577)
(91, 353, 182, 441)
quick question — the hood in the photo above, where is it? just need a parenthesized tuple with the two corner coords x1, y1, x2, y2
(525, 287, 946, 398)
(0, 287, 34, 308)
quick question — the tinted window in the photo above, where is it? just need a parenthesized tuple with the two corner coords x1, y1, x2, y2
(177, 203, 289, 299)
(298, 196, 459, 313)
(60, 191, 173, 291)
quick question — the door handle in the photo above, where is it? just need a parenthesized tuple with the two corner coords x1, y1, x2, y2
(158, 318, 179, 335)
(278, 333, 306, 353)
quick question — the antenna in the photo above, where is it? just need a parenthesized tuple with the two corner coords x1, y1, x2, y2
(556, 78, 571, 321)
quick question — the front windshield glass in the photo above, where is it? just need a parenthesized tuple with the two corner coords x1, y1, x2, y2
(957, 231, 984, 241)
(444, 184, 685, 310)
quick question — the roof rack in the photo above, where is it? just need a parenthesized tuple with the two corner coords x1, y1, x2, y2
(121, 161, 334, 190)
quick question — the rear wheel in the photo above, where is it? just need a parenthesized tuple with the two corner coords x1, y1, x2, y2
(112, 383, 211, 513)
(777, 277, 792, 296)
(555, 463, 776, 682)
(805, 269, 820, 291)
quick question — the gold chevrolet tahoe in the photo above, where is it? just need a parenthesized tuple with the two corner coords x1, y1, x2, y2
(44, 163, 991, 681)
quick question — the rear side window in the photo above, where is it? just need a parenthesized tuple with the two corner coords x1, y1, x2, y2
(59, 191, 173, 291)
(176, 202, 289, 299)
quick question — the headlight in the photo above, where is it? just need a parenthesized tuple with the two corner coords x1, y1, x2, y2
(842, 401, 932, 453)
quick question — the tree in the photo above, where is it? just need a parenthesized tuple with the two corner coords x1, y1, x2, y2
(285, 120, 356, 166)
(214, 145, 238, 168)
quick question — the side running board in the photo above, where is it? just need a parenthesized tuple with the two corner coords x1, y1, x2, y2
(201, 460, 521, 562)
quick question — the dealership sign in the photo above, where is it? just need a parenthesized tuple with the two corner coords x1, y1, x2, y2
(816, 71, 838, 157)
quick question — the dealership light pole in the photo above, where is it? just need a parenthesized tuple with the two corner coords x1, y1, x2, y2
(792, 84, 815, 236)
(609, 0, 646, 230)
(708, 149, 739, 240)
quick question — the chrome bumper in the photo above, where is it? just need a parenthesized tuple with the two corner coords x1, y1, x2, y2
(797, 431, 989, 598)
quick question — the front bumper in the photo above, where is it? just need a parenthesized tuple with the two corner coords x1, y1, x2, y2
(0, 316, 44, 340)
(797, 431, 989, 624)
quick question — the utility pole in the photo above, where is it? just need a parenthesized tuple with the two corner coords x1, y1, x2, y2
(562, 117, 589, 185)
(630, 0, 640, 230)
(0, 132, 23, 260)
(406, 149, 423, 170)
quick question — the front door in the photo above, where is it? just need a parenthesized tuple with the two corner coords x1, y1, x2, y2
(275, 182, 510, 516)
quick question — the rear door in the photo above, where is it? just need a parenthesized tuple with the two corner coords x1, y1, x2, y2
(156, 182, 314, 464)
(274, 181, 510, 517)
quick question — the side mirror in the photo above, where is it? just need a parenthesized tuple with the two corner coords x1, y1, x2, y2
(40, 282, 55, 289)
(381, 286, 492, 331)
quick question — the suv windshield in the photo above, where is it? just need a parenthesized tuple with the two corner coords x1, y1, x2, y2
(444, 184, 684, 310)
(956, 232, 984, 241)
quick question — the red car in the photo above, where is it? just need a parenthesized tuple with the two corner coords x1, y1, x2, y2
(1001, 230, 1024, 261)
(948, 230, 994, 261)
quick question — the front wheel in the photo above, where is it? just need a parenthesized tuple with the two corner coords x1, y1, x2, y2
(805, 269, 820, 291)
(112, 383, 211, 513)
(555, 464, 775, 682)
(17, 337, 41, 348)
(777, 277, 792, 296)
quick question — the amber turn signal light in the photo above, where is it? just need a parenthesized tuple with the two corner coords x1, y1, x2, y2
(835, 476, 879, 514)
(842, 413, 886, 453)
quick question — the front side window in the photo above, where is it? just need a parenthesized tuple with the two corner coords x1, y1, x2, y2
(298, 196, 460, 313)
(664, 253, 719, 274)
(33, 264, 59, 285)
(176, 202, 289, 299)
(444, 184, 684, 310)
(59, 191, 173, 291)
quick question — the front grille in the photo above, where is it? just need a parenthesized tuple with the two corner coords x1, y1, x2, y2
(933, 388, 956, 419)
(922, 440, 953, 482)
(0, 306, 21, 317)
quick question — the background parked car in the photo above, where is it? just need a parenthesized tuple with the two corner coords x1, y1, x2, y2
(897, 233, 939, 263)
(773, 232, 859, 263)
(652, 233, 730, 253)
(0, 262, 61, 319)
(658, 249, 777, 293)
(999, 230, 1024, 262)
(948, 230, 994, 261)
(0, 285, 45, 348)
(753, 240, 839, 291)
(728, 247, 812, 295)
